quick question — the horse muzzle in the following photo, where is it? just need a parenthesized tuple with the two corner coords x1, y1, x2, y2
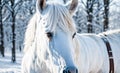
(63, 66, 78, 73)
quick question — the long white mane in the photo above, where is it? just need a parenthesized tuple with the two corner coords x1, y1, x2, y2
(24, 14, 37, 52)
(24, 2, 77, 52)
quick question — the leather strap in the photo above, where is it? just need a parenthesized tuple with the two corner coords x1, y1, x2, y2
(101, 36, 114, 73)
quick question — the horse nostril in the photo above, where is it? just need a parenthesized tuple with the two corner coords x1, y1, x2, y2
(63, 70, 67, 73)
(63, 66, 78, 73)
(76, 69, 78, 73)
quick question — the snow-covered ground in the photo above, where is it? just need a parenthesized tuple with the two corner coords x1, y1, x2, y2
(0, 51, 23, 73)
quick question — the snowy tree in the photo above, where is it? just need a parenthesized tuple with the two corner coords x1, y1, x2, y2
(74, 0, 97, 33)
(74, 0, 111, 33)
(92, 0, 104, 33)
(15, 0, 36, 51)
(0, 0, 4, 57)
(86, 0, 96, 33)
(0, 0, 9, 57)
(109, 0, 120, 30)
(4, 0, 24, 62)
(73, 4, 87, 33)
(103, 0, 110, 31)
(2, 0, 36, 62)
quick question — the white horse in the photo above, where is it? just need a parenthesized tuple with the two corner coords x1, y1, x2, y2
(21, 0, 120, 73)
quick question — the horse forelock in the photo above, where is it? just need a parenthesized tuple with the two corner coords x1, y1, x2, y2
(38, 3, 76, 34)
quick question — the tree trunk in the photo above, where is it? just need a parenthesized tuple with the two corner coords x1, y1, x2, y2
(103, 0, 109, 31)
(96, 1, 100, 26)
(0, 0, 4, 57)
(87, 0, 93, 33)
(11, 0, 16, 62)
(87, 14, 93, 33)
(11, 12, 16, 63)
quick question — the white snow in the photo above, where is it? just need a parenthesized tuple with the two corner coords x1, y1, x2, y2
(0, 51, 23, 73)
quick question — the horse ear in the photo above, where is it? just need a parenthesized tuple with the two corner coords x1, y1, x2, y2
(69, 0, 78, 14)
(36, 0, 46, 13)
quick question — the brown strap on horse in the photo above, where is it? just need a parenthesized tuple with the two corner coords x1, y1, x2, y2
(101, 36, 114, 73)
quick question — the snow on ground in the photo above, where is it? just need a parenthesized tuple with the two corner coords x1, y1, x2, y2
(0, 51, 23, 73)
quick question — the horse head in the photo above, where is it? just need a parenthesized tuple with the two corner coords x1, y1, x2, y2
(36, 0, 78, 73)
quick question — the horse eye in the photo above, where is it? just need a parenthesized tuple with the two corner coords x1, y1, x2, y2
(46, 32, 53, 40)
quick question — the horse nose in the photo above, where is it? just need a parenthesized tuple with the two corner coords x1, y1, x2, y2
(63, 66, 78, 73)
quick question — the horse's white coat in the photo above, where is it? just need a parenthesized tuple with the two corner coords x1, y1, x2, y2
(22, 1, 120, 73)
(72, 30, 120, 73)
